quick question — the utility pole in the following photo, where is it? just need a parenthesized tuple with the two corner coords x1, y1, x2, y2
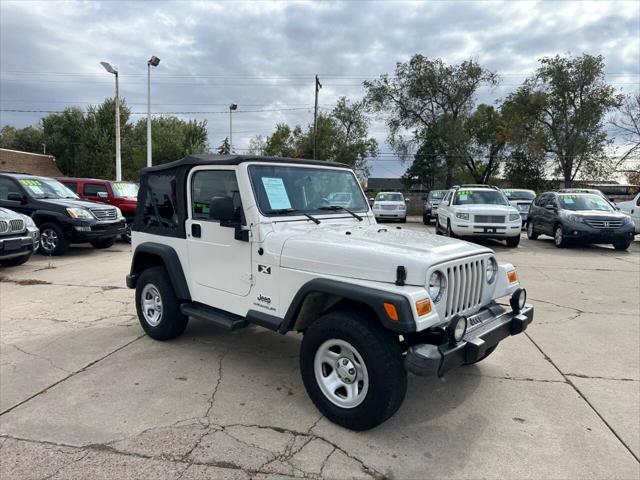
(147, 56, 160, 168)
(313, 75, 322, 160)
(100, 62, 121, 180)
(229, 103, 238, 153)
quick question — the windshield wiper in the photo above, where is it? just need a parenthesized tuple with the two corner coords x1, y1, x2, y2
(270, 208, 320, 225)
(318, 205, 363, 221)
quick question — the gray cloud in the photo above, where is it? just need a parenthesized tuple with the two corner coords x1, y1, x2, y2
(1, 0, 638, 178)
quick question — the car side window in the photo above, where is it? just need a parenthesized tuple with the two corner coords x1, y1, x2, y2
(62, 182, 78, 193)
(636, 195, 640, 207)
(191, 170, 241, 221)
(84, 183, 108, 196)
(0, 177, 21, 200)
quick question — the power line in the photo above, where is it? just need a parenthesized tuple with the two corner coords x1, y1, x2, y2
(0, 107, 317, 115)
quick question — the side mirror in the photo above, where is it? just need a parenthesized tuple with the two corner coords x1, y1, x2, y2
(7, 192, 25, 203)
(405, 198, 410, 203)
(368, 197, 375, 203)
(545, 204, 556, 210)
(209, 197, 237, 222)
(97, 191, 108, 199)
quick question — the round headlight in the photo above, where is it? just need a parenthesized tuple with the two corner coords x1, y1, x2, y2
(428, 271, 446, 303)
(486, 257, 497, 284)
(448, 315, 468, 344)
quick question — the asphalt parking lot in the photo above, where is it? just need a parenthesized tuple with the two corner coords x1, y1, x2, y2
(1, 218, 639, 480)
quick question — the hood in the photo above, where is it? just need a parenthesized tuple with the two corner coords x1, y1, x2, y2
(454, 204, 516, 213)
(562, 209, 628, 220)
(38, 198, 115, 210)
(373, 200, 405, 206)
(0, 207, 22, 220)
(276, 224, 491, 286)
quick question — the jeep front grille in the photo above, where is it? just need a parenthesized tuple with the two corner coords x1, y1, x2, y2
(473, 215, 505, 223)
(0, 218, 25, 234)
(583, 218, 624, 229)
(90, 208, 117, 221)
(444, 259, 485, 319)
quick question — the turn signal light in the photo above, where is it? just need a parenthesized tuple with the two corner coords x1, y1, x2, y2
(383, 302, 399, 321)
(508, 270, 518, 283)
(416, 299, 432, 316)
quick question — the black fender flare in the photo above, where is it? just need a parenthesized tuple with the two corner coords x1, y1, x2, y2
(128, 242, 191, 300)
(279, 278, 416, 334)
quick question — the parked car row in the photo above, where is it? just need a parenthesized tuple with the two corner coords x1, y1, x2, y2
(419, 185, 637, 250)
(0, 171, 137, 264)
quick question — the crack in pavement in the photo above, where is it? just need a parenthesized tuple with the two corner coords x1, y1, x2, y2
(524, 332, 640, 463)
(1, 342, 71, 374)
(565, 373, 639, 382)
(451, 371, 566, 384)
(0, 333, 146, 416)
(529, 297, 637, 318)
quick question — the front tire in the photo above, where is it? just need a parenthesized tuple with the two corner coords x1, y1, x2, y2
(423, 214, 430, 225)
(554, 224, 566, 248)
(135, 266, 188, 340)
(526, 221, 538, 240)
(446, 220, 455, 238)
(506, 235, 520, 248)
(38, 223, 69, 256)
(300, 309, 407, 431)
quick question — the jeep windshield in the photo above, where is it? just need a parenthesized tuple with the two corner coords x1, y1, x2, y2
(248, 165, 368, 216)
(453, 189, 509, 206)
(558, 194, 614, 211)
(111, 182, 139, 198)
(20, 178, 78, 200)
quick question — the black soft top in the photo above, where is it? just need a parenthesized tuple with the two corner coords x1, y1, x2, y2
(133, 154, 350, 239)
(141, 154, 349, 173)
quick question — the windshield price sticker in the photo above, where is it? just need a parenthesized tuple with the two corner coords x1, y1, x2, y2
(262, 177, 292, 210)
(20, 179, 42, 186)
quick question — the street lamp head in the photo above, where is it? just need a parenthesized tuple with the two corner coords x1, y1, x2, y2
(100, 61, 118, 75)
(148, 56, 160, 67)
(229, 103, 238, 111)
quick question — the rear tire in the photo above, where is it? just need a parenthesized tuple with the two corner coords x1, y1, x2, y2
(300, 309, 407, 431)
(400, 217, 407, 223)
(506, 235, 520, 248)
(526, 221, 538, 240)
(121, 224, 132, 243)
(38, 223, 69, 256)
(435, 217, 443, 235)
(0, 253, 32, 267)
(90, 237, 116, 249)
(613, 239, 631, 250)
(135, 266, 188, 340)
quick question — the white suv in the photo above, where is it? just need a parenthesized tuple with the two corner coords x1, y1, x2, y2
(371, 191, 407, 222)
(127, 156, 533, 430)
(436, 185, 523, 247)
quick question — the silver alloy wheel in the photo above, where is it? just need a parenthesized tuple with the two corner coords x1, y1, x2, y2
(40, 227, 58, 253)
(554, 226, 563, 246)
(141, 283, 163, 327)
(314, 339, 369, 409)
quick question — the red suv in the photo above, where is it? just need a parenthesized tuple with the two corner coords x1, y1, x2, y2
(57, 177, 138, 242)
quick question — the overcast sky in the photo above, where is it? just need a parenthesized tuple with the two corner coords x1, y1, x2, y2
(1, 0, 638, 177)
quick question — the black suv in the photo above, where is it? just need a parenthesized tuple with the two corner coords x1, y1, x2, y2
(527, 191, 635, 250)
(0, 172, 127, 255)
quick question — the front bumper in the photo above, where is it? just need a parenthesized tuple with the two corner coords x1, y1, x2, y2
(451, 221, 521, 237)
(66, 219, 127, 242)
(374, 211, 407, 219)
(405, 303, 534, 377)
(0, 232, 38, 260)
(561, 223, 635, 243)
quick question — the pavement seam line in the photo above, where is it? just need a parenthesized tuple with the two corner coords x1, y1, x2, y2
(0, 333, 146, 417)
(524, 332, 640, 463)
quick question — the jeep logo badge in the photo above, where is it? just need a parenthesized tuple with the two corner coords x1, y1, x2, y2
(257, 294, 271, 304)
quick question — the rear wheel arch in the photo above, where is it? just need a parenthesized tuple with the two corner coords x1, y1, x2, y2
(130, 243, 191, 301)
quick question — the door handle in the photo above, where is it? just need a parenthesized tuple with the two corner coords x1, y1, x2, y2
(191, 223, 201, 238)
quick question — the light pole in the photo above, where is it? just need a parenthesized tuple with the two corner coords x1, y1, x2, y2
(147, 56, 160, 168)
(100, 61, 121, 181)
(229, 103, 237, 153)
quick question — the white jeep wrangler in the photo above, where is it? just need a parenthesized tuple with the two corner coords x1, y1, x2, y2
(127, 155, 534, 430)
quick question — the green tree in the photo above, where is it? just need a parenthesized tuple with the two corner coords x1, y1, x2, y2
(262, 124, 298, 157)
(610, 92, 639, 167)
(401, 132, 446, 190)
(515, 54, 623, 186)
(217, 137, 231, 154)
(503, 151, 547, 191)
(41, 107, 88, 176)
(464, 104, 507, 183)
(0, 125, 45, 153)
(364, 55, 497, 186)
